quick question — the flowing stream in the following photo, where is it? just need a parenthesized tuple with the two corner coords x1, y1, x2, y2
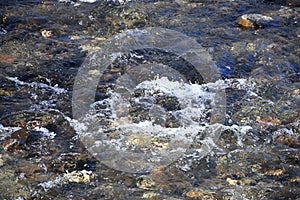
(0, 0, 299, 199)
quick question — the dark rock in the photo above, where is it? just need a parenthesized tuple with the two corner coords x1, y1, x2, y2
(11, 129, 29, 143)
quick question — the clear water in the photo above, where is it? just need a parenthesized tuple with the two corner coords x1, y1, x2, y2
(0, 0, 299, 199)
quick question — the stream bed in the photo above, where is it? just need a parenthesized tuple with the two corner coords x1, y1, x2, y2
(0, 0, 299, 199)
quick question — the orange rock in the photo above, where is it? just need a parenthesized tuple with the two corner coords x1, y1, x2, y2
(256, 116, 281, 126)
(237, 14, 274, 29)
(237, 17, 254, 29)
(271, 118, 281, 126)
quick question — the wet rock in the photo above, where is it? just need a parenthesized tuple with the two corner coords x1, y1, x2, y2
(11, 129, 30, 143)
(155, 95, 181, 111)
(149, 166, 192, 194)
(280, 109, 300, 124)
(47, 153, 96, 173)
(63, 170, 96, 183)
(137, 166, 193, 194)
(276, 134, 300, 148)
(17, 161, 48, 182)
(1, 139, 31, 157)
(237, 14, 274, 29)
(1, 129, 30, 153)
(137, 175, 156, 190)
(120, 8, 148, 29)
(216, 129, 239, 151)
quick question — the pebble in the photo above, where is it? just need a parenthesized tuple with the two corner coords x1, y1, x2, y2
(237, 14, 274, 29)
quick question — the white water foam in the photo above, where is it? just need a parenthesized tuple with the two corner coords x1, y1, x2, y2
(72, 76, 225, 172)
(7, 77, 67, 94)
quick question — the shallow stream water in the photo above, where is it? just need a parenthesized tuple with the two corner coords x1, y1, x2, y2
(0, 0, 299, 199)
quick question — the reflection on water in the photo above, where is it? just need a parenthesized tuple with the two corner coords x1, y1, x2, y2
(0, 0, 299, 199)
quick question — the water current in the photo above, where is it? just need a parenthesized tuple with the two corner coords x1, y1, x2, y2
(0, 0, 299, 199)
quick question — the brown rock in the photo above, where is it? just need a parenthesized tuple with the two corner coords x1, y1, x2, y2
(2, 138, 19, 151)
(237, 16, 254, 29)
